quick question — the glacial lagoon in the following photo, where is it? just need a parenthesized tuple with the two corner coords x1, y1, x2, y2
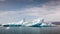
(0, 26, 60, 34)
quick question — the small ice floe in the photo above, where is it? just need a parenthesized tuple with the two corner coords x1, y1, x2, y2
(6, 27, 10, 30)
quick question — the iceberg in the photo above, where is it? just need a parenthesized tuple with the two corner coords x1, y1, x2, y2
(1, 18, 56, 27)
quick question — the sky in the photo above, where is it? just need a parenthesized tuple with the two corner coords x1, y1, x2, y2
(0, 0, 60, 24)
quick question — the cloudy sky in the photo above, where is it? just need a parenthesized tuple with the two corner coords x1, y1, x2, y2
(0, 0, 60, 24)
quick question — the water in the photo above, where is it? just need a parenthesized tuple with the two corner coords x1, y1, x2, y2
(0, 26, 60, 34)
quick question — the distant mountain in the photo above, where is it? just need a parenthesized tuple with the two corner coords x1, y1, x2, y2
(52, 22, 60, 25)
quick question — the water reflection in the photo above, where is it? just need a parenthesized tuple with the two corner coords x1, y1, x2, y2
(0, 27, 60, 34)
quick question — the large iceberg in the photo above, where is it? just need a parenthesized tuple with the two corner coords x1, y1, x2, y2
(1, 18, 56, 27)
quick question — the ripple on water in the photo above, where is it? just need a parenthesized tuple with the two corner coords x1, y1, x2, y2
(0, 27, 60, 34)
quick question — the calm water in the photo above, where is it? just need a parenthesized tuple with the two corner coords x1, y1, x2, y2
(0, 26, 60, 34)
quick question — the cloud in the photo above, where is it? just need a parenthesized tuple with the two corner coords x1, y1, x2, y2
(17, 1, 60, 22)
(0, 0, 60, 24)
(0, 11, 8, 16)
(0, 0, 5, 1)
